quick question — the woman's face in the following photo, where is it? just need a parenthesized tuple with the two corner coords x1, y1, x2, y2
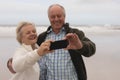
(21, 25, 37, 45)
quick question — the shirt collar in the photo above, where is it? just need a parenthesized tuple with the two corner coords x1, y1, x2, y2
(47, 27, 65, 34)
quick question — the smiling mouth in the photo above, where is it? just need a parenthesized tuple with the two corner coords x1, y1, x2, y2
(55, 22, 60, 25)
(29, 35, 37, 40)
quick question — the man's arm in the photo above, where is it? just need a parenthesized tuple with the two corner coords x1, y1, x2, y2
(7, 58, 16, 74)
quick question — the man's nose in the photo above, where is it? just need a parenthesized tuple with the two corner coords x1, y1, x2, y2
(55, 16, 59, 20)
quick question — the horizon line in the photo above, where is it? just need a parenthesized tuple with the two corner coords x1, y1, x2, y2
(0, 24, 120, 26)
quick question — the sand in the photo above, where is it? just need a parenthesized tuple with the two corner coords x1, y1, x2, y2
(0, 29, 120, 80)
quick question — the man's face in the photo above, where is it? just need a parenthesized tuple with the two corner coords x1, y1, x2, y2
(48, 6, 65, 32)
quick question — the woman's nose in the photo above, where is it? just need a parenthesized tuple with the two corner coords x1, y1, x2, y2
(30, 32, 36, 35)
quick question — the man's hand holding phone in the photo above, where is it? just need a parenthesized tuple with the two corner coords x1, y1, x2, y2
(65, 33, 83, 50)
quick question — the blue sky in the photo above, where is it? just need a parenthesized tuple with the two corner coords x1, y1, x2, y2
(0, 0, 120, 25)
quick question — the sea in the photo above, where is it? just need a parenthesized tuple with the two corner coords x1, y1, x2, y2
(0, 25, 120, 80)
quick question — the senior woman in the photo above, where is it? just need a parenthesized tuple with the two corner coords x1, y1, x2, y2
(9, 22, 53, 80)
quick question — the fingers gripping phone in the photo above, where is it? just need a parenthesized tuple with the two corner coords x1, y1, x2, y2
(50, 39, 69, 50)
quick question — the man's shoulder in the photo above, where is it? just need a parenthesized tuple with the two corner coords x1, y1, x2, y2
(37, 31, 47, 45)
(38, 31, 46, 37)
(69, 27, 84, 33)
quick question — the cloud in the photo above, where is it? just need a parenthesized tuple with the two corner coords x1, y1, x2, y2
(0, 0, 120, 25)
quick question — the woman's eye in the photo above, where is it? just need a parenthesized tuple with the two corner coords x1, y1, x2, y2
(26, 32, 30, 34)
(32, 30, 36, 33)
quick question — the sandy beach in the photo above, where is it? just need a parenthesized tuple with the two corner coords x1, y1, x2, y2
(0, 27, 120, 80)
(84, 30, 120, 80)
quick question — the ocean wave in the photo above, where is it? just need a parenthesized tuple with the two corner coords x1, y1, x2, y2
(0, 25, 120, 37)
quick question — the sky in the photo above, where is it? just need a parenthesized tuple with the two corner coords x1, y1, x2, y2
(0, 0, 120, 25)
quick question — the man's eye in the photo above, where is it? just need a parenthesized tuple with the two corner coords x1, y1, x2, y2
(57, 15, 61, 18)
(51, 16, 55, 19)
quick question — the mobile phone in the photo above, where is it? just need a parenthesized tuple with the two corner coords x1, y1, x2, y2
(50, 39, 69, 50)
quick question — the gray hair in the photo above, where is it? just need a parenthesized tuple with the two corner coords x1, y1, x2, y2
(48, 4, 66, 17)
